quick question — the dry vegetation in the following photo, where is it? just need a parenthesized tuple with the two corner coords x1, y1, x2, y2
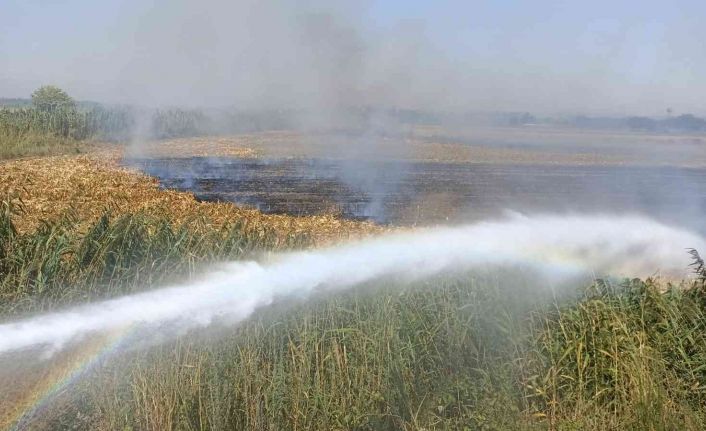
(414, 125, 706, 167)
(137, 127, 706, 167)
(131, 136, 261, 158)
(0, 151, 381, 243)
(414, 141, 625, 165)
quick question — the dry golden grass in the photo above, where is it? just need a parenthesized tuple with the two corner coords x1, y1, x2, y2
(413, 125, 706, 167)
(0, 150, 382, 243)
(129, 136, 261, 158)
(413, 141, 626, 165)
(122, 128, 706, 167)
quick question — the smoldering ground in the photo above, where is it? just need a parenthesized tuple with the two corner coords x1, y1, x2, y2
(125, 154, 706, 230)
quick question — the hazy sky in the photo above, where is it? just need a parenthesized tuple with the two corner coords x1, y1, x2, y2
(1, 0, 705, 115)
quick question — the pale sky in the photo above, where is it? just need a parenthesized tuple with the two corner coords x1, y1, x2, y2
(1, 0, 705, 115)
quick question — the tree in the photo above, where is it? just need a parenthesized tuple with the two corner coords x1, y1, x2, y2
(31, 85, 75, 111)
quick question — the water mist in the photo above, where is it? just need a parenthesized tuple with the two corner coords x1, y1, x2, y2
(0, 213, 703, 357)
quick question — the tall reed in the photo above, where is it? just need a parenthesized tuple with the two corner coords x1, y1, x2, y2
(3, 202, 706, 430)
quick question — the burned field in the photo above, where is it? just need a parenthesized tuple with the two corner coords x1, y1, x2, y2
(127, 155, 706, 232)
(4, 131, 706, 430)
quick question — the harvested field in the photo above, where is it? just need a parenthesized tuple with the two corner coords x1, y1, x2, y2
(141, 127, 706, 167)
(124, 129, 706, 230)
(130, 136, 261, 159)
(0, 152, 381, 242)
(127, 155, 706, 231)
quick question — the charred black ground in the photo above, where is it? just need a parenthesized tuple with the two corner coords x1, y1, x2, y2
(126, 156, 706, 231)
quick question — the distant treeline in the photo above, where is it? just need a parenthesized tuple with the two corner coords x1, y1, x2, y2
(3, 95, 705, 141)
(569, 113, 706, 133)
(0, 104, 296, 144)
(405, 109, 706, 133)
(1, 105, 136, 142)
(396, 108, 706, 133)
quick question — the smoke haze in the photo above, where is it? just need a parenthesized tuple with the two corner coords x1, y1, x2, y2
(2, 0, 706, 116)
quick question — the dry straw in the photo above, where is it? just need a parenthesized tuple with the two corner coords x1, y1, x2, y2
(0, 151, 382, 244)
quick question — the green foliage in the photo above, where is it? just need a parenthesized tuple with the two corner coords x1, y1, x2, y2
(0, 87, 262, 159)
(31, 85, 75, 112)
(0, 107, 87, 158)
(527, 279, 706, 429)
(689, 249, 706, 287)
(151, 108, 207, 139)
(85, 277, 541, 431)
(0, 84, 186, 158)
(0, 200, 310, 315)
(0, 104, 208, 159)
(3, 204, 706, 429)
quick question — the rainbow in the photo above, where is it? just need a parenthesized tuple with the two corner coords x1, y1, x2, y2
(6, 328, 130, 431)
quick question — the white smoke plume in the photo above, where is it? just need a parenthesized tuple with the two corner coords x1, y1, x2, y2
(0, 214, 703, 356)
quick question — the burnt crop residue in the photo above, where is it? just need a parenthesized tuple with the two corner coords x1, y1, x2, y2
(126, 157, 706, 230)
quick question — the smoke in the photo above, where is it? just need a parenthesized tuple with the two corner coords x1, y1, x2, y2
(0, 214, 703, 356)
(4, 0, 706, 115)
(6, 0, 706, 223)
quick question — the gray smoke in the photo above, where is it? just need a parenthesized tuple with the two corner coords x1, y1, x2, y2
(6, 0, 706, 115)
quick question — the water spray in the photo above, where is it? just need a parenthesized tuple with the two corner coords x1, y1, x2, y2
(0, 214, 703, 356)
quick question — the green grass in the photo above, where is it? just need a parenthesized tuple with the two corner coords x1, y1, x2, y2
(0, 106, 204, 159)
(0, 199, 311, 316)
(0, 105, 134, 159)
(2, 199, 706, 430)
(0, 108, 87, 159)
